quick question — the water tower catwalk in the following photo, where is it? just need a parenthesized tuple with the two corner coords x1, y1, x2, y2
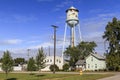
(63, 6, 82, 50)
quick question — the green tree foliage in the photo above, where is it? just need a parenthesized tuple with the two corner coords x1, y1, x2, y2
(64, 46, 80, 67)
(103, 17, 120, 71)
(77, 41, 97, 59)
(36, 48, 46, 72)
(2, 51, 13, 78)
(63, 63, 70, 71)
(49, 64, 59, 71)
(27, 57, 37, 71)
(0, 58, 2, 62)
(14, 58, 25, 65)
(64, 41, 97, 67)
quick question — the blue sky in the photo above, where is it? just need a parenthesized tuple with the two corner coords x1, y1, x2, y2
(0, 0, 120, 57)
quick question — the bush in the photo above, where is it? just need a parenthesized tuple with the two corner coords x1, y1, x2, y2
(49, 64, 59, 71)
(63, 63, 69, 71)
(108, 66, 114, 71)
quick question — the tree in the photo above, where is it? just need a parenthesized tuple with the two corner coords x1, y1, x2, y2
(64, 46, 80, 67)
(14, 58, 25, 65)
(27, 57, 37, 71)
(35, 48, 46, 72)
(2, 50, 13, 78)
(77, 41, 97, 59)
(0, 58, 2, 62)
(103, 17, 120, 71)
(49, 64, 59, 71)
(64, 41, 97, 68)
(63, 63, 70, 71)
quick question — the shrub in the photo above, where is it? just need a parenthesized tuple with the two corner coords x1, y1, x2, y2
(49, 64, 59, 71)
(63, 63, 69, 71)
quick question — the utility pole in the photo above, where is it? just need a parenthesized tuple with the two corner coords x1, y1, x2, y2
(27, 49, 30, 61)
(52, 25, 58, 74)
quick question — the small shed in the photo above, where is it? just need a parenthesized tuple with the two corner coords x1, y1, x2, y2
(75, 60, 86, 71)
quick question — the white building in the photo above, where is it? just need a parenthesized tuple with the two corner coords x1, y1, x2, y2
(0, 63, 23, 71)
(0, 63, 2, 71)
(75, 60, 86, 71)
(86, 53, 106, 71)
(41, 56, 63, 71)
(13, 64, 22, 71)
(76, 53, 106, 71)
(0, 56, 63, 72)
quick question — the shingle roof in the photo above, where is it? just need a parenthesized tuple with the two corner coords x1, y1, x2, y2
(75, 60, 86, 65)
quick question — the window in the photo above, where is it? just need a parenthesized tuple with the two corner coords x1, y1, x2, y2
(57, 59, 58, 62)
(59, 60, 61, 63)
(47, 59, 49, 62)
(91, 57, 93, 61)
(50, 59, 52, 62)
(88, 64, 90, 68)
(72, 13, 75, 15)
(95, 64, 97, 68)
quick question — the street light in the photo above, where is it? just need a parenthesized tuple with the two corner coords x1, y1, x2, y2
(52, 25, 58, 74)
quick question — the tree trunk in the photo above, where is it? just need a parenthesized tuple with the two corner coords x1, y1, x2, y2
(5, 71, 8, 79)
(39, 67, 41, 74)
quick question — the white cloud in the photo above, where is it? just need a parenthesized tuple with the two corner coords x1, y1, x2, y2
(0, 13, 38, 23)
(7, 39, 22, 44)
(27, 40, 41, 44)
(80, 11, 120, 53)
(81, 11, 120, 35)
(84, 32, 103, 39)
(53, 0, 81, 12)
(89, 9, 109, 14)
(53, 0, 73, 12)
(56, 1, 72, 8)
(29, 42, 53, 49)
(10, 48, 27, 54)
(13, 15, 38, 23)
(83, 32, 104, 43)
(29, 39, 69, 49)
(0, 39, 23, 45)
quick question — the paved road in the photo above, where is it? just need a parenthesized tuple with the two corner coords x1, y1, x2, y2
(98, 72, 120, 80)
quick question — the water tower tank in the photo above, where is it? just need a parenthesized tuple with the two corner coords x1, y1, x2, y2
(66, 6, 79, 27)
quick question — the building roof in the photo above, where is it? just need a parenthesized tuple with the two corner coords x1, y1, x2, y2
(76, 53, 105, 66)
(75, 60, 86, 65)
(90, 53, 105, 60)
(66, 6, 79, 12)
(69, 6, 76, 10)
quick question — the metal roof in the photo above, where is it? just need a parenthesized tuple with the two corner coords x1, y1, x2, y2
(66, 6, 79, 12)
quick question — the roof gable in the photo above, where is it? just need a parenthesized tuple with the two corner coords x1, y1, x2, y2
(86, 52, 105, 60)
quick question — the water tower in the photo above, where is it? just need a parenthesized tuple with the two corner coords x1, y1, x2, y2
(61, 6, 82, 67)
(62, 6, 82, 50)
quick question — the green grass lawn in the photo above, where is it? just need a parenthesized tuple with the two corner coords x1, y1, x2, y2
(0, 73, 113, 80)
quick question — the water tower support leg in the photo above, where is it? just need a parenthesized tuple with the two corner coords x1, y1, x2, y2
(78, 24, 82, 42)
(62, 23, 68, 65)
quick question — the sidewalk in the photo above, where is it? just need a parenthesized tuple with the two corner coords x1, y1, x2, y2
(98, 72, 120, 80)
